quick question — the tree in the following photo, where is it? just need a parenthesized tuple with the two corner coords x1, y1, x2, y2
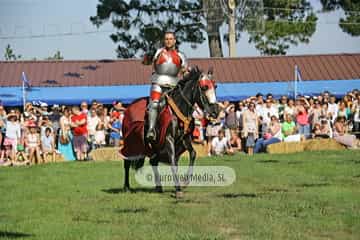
(46, 50, 64, 60)
(90, 0, 318, 58)
(236, 0, 318, 55)
(4, 44, 21, 61)
(321, 0, 360, 36)
(90, 0, 206, 58)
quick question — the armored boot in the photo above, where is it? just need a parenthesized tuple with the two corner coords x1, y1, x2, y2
(146, 101, 159, 142)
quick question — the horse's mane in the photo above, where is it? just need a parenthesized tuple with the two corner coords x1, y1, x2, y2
(171, 67, 201, 95)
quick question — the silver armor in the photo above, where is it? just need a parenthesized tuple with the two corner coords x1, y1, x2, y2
(151, 48, 187, 87)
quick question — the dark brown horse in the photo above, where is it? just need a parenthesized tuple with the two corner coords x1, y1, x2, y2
(121, 67, 219, 198)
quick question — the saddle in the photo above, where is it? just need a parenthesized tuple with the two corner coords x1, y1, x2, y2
(121, 95, 192, 159)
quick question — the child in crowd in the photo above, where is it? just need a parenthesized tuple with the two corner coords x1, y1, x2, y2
(0, 141, 13, 166)
(108, 111, 122, 147)
(41, 127, 56, 163)
(15, 143, 29, 166)
(25, 123, 42, 164)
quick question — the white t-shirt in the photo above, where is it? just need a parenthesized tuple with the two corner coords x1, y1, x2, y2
(87, 116, 100, 135)
(211, 137, 229, 155)
(5, 121, 21, 139)
(258, 106, 279, 124)
(328, 103, 338, 121)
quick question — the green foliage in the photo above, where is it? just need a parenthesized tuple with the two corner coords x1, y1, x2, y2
(90, 0, 205, 58)
(321, 0, 360, 36)
(1, 150, 360, 239)
(247, 0, 317, 55)
(4, 44, 21, 61)
(90, 0, 321, 57)
(46, 50, 64, 60)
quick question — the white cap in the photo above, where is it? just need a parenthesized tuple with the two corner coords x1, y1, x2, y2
(40, 102, 48, 107)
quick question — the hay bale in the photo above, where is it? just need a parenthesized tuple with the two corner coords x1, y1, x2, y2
(267, 138, 346, 154)
(51, 153, 65, 162)
(267, 141, 305, 154)
(192, 143, 208, 158)
(90, 147, 122, 161)
(304, 138, 346, 151)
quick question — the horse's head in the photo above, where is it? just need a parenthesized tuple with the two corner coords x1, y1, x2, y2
(195, 68, 220, 119)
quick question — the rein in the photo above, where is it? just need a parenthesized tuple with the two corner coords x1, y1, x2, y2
(164, 93, 192, 133)
(165, 74, 211, 133)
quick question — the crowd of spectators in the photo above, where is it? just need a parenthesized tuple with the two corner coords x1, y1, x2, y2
(0, 100, 125, 166)
(192, 89, 360, 156)
(1, 88, 360, 166)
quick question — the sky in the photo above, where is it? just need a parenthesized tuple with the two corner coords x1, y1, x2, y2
(0, 0, 359, 60)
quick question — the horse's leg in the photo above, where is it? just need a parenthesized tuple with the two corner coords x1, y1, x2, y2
(183, 135, 196, 188)
(123, 159, 131, 192)
(166, 135, 182, 198)
(150, 156, 163, 193)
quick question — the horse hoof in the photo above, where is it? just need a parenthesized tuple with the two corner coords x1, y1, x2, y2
(155, 186, 163, 193)
(175, 191, 184, 199)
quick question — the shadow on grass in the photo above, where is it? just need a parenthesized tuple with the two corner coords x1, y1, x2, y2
(335, 160, 360, 165)
(114, 207, 148, 214)
(287, 161, 303, 165)
(353, 174, 360, 178)
(219, 193, 259, 198)
(0, 231, 33, 239)
(264, 188, 289, 193)
(102, 187, 171, 194)
(255, 160, 279, 164)
(296, 183, 330, 188)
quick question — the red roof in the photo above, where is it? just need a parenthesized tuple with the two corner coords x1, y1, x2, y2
(0, 53, 359, 87)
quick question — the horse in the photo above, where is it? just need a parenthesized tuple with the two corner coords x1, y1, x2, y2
(120, 67, 220, 198)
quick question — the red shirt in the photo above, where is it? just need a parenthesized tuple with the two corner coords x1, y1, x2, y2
(71, 113, 88, 136)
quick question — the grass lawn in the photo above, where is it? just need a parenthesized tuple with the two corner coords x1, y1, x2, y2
(1, 150, 360, 240)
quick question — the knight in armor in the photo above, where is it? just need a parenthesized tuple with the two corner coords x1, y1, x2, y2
(145, 31, 188, 142)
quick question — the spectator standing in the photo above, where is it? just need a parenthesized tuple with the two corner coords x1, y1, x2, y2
(352, 94, 360, 138)
(258, 98, 278, 136)
(48, 105, 61, 147)
(80, 101, 89, 116)
(4, 113, 21, 161)
(108, 111, 122, 147)
(87, 109, 100, 150)
(284, 99, 296, 121)
(224, 104, 238, 139)
(95, 114, 106, 147)
(0, 105, 6, 146)
(338, 101, 351, 120)
(328, 95, 338, 123)
(58, 108, 76, 161)
(278, 96, 288, 122)
(295, 98, 311, 138)
(236, 101, 245, 132)
(242, 102, 258, 155)
(309, 100, 322, 127)
(71, 106, 88, 161)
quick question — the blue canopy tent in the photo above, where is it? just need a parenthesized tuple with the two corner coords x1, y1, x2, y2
(1, 79, 359, 106)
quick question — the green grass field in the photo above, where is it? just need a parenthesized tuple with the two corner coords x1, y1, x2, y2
(1, 150, 360, 240)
